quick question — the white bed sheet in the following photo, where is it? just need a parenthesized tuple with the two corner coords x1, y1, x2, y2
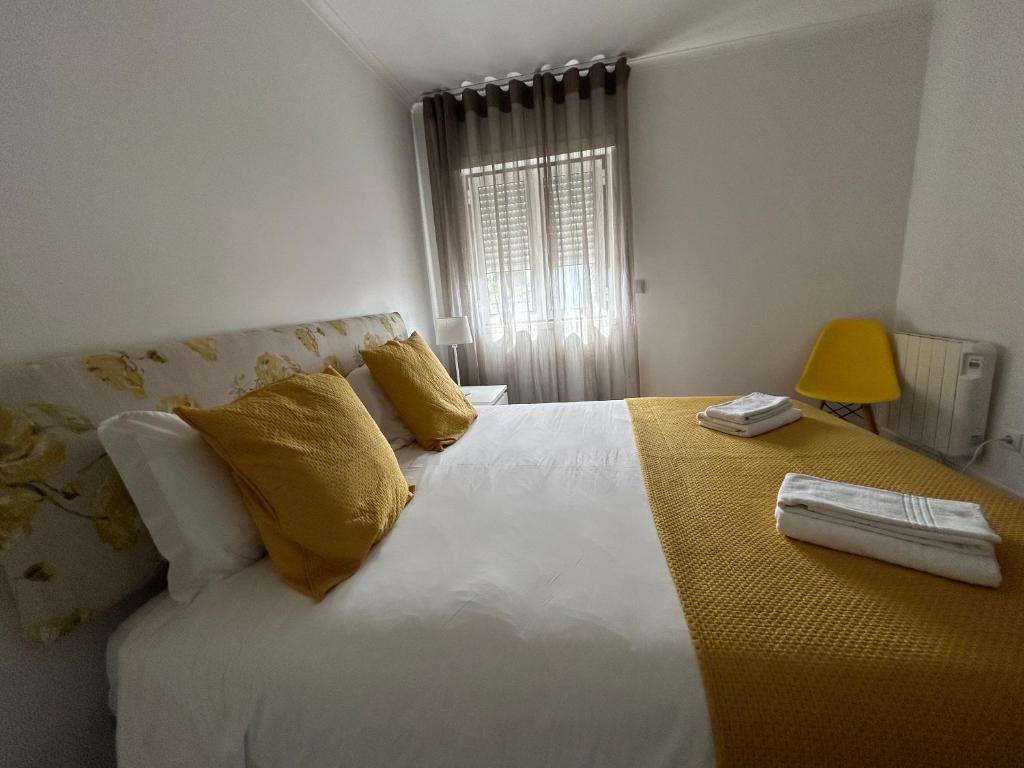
(109, 400, 713, 768)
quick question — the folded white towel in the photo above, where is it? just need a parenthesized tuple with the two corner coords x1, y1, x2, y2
(697, 406, 802, 437)
(777, 473, 1001, 549)
(775, 473, 1002, 587)
(704, 393, 792, 424)
(775, 507, 1002, 587)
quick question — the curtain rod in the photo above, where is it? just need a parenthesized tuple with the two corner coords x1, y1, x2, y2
(423, 55, 627, 99)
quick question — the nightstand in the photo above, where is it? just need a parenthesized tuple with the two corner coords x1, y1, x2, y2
(463, 384, 509, 406)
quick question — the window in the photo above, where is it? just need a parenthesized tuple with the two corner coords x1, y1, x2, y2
(462, 148, 616, 340)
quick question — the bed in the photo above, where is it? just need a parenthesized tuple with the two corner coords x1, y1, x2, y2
(3, 311, 1021, 768)
(108, 401, 714, 768)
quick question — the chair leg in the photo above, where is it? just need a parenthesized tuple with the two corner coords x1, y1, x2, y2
(863, 403, 878, 434)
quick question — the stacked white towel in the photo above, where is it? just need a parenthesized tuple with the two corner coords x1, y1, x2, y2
(775, 473, 1002, 587)
(697, 393, 802, 437)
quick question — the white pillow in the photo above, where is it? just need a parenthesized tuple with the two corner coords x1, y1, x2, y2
(346, 364, 415, 449)
(98, 411, 264, 603)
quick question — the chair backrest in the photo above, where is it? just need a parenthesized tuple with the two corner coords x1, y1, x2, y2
(796, 318, 901, 404)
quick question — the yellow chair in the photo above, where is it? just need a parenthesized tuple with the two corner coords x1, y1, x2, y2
(796, 318, 901, 433)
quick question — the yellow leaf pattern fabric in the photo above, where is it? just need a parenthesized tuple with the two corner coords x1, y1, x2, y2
(1, 407, 68, 550)
(31, 609, 87, 643)
(28, 404, 94, 433)
(255, 353, 302, 388)
(294, 327, 320, 356)
(83, 354, 146, 398)
(0, 486, 39, 550)
(91, 474, 140, 550)
(182, 338, 218, 362)
(0, 312, 406, 642)
(0, 407, 65, 485)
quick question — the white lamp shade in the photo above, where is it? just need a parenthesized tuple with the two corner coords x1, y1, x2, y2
(434, 316, 473, 346)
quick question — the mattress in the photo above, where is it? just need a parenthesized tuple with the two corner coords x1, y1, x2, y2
(108, 401, 713, 768)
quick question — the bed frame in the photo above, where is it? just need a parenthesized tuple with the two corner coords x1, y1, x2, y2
(0, 311, 407, 642)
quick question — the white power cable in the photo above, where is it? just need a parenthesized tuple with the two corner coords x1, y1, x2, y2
(958, 436, 1011, 472)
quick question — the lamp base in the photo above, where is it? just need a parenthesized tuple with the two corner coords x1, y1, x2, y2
(451, 344, 461, 386)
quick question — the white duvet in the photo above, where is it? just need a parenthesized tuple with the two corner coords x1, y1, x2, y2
(110, 401, 713, 768)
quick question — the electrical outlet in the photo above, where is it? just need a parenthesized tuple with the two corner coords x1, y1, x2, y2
(1000, 431, 1023, 452)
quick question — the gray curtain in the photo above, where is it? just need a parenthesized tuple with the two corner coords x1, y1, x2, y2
(422, 58, 639, 403)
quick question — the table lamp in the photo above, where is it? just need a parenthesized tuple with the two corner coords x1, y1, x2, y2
(434, 316, 473, 386)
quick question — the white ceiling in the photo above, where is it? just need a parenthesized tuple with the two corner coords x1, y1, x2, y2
(306, 0, 928, 100)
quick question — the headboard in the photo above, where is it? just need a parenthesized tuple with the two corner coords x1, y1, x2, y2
(0, 311, 407, 642)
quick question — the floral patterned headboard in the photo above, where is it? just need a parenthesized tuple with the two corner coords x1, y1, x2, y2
(0, 311, 406, 642)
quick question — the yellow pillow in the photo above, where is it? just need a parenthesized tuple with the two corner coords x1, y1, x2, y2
(360, 331, 477, 451)
(175, 367, 411, 600)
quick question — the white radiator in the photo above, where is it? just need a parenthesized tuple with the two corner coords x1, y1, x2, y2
(877, 332, 996, 457)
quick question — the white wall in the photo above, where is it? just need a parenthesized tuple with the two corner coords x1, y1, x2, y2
(0, 1, 431, 765)
(895, 0, 1024, 496)
(630, 13, 930, 398)
(0, 0, 432, 363)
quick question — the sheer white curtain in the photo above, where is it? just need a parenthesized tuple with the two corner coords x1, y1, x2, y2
(421, 59, 639, 403)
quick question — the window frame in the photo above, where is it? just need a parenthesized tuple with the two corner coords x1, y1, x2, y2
(461, 147, 617, 340)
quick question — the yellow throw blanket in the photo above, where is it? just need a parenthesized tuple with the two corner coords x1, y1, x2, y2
(626, 397, 1024, 768)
